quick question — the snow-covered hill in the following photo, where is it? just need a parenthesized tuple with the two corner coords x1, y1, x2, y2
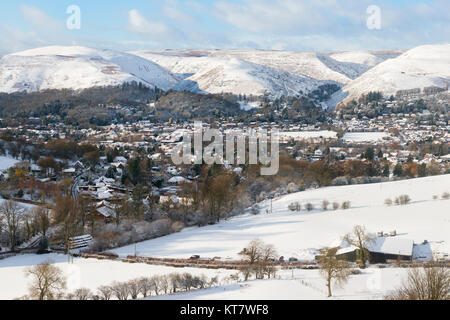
(111, 175, 450, 262)
(173, 57, 330, 98)
(135, 49, 375, 85)
(209, 50, 373, 83)
(329, 50, 403, 67)
(133, 50, 332, 98)
(338, 44, 450, 105)
(133, 48, 408, 99)
(2, 45, 447, 103)
(0, 46, 180, 93)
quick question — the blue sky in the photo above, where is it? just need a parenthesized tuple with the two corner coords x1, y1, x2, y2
(0, 0, 448, 54)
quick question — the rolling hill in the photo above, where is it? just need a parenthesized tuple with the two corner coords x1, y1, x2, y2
(111, 175, 450, 262)
(0, 46, 180, 93)
(337, 44, 450, 105)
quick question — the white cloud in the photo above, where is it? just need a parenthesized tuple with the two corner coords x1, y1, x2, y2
(163, 6, 194, 23)
(211, 0, 450, 51)
(0, 6, 68, 54)
(213, 0, 373, 34)
(127, 9, 173, 39)
(20, 5, 64, 31)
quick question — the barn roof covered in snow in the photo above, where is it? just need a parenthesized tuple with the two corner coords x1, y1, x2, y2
(367, 237, 414, 256)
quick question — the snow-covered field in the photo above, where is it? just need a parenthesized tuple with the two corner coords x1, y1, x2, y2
(0, 156, 19, 171)
(0, 253, 235, 300)
(0, 253, 409, 300)
(111, 175, 450, 261)
(278, 131, 337, 140)
(343, 132, 390, 143)
(149, 267, 408, 300)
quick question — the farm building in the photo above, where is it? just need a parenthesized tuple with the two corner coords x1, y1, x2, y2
(335, 237, 414, 263)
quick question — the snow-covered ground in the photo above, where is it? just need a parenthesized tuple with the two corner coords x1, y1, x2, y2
(0, 253, 235, 300)
(278, 131, 337, 140)
(149, 267, 408, 300)
(1, 175, 448, 300)
(111, 175, 450, 261)
(0, 155, 19, 171)
(239, 101, 262, 111)
(343, 132, 390, 143)
(0, 252, 409, 300)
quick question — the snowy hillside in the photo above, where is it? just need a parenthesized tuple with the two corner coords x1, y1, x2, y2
(2, 45, 447, 102)
(132, 48, 409, 99)
(135, 49, 376, 84)
(0, 46, 180, 93)
(112, 175, 450, 262)
(209, 50, 372, 83)
(338, 44, 450, 105)
(174, 57, 329, 98)
(132, 51, 330, 98)
(329, 50, 402, 67)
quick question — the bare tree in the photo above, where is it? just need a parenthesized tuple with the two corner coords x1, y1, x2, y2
(158, 275, 170, 294)
(24, 260, 66, 300)
(126, 279, 141, 300)
(318, 248, 352, 298)
(239, 239, 264, 281)
(169, 273, 182, 293)
(387, 261, 450, 300)
(73, 288, 92, 300)
(32, 206, 51, 236)
(344, 225, 375, 268)
(152, 276, 162, 295)
(110, 281, 130, 300)
(97, 285, 113, 300)
(0, 200, 25, 251)
(53, 196, 83, 253)
(137, 277, 153, 298)
(259, 243, 278, 279)
(239, 239, 278, 280)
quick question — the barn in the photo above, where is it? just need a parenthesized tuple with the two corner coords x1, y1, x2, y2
(366, 237, 414, 263)
(335, 237, 414, 263)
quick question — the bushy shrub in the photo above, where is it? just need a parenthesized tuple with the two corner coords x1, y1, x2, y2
(341, 201, 351, 210)
(251, 205, 261, 215)
(288, 202, 301, 212)
(395, 195, 411, 206)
